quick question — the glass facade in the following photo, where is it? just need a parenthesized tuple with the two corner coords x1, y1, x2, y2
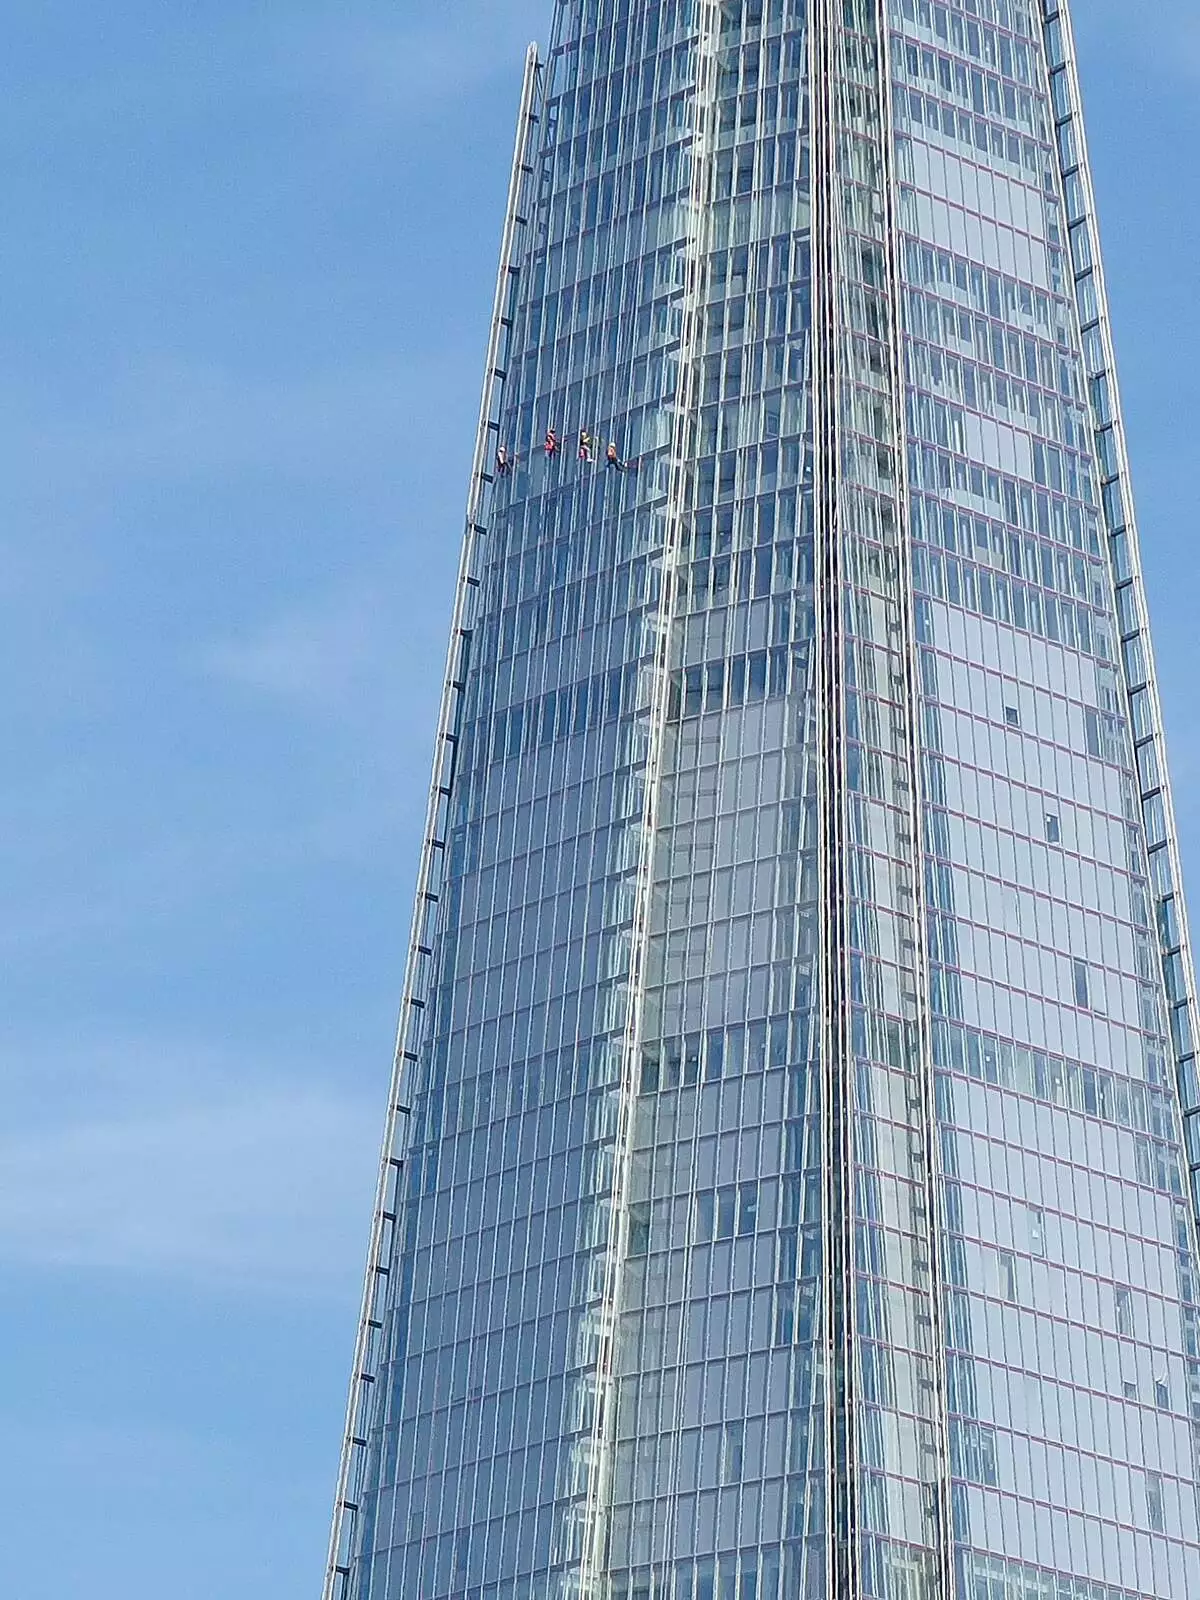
(323, 4, 1200, 1599)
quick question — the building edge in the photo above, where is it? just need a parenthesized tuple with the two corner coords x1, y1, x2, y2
(1041, 1, 1200, 1232)
(320, 43, 544, 1600)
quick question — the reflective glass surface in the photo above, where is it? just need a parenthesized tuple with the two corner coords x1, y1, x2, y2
(895, 0, 1200, 1592)
(330, 3, 1200, 1598)
(356, 7, 724, 1596)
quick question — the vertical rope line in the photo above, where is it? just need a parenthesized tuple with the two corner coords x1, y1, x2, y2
(873, 4, 956, 1593)
(809, 0, 858, 1595)
(576, 4, 721, 1593)
(320, 46, 543, 1600)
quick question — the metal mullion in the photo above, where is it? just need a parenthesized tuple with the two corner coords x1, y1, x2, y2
(1040, 1, 1200, 1212)
(483, 28, 611, 1414)
(513, 0, 596, 912)
(873, 4, 957, 1593)
(576, 5, 721, 1592)
(526, 1, 666, 1581)
(320, 45, 544, 1600)
(607, 9, 707, 1590)
(835, 5, 919, 1588)
(819, 1, 956, 1588)
(499, 16, 588, 1282)
(508, 18, 590, 1233)
(810, 0, 857, 1593)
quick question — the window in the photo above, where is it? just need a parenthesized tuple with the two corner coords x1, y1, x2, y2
(1156, 1380, 1171, 1410)
(1004, 705, 1020, 727)
(1028, 1206, 1045, 1256)
(773, 1285, 795, 1346)
(782, 1171, 817, 1226)
(1146, 1472, 1165, 1532)
(951, 1419, 998, 1487)
(1116, 1286, 1134, 1337)
(697, 1182, 760, 1242)
(1072, 958, 1090, 1009)
(721, 1420, 745, 1484)
(1123, 1381, 1137, 1400)
(452, 1531, 472, 1581)
(1045, 813, 1061, 843)
(629, 1203, 651, 1257)
(998, 1250, 1018, 1302)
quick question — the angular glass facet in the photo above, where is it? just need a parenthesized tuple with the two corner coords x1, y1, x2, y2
(323, 4, 1200, 1599)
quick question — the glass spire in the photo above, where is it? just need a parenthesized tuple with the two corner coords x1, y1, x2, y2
(324, 4, 1200, 1598)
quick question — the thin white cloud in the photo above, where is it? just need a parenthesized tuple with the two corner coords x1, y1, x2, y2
(3, 356, 462, 484)
(0, 1062, 382, 1295)
(201, 583, 398, 712)
(0, 3, 547, 142)
(197, 557, 456, 727)
(282, 1, 547, 123)
(0, 1417, 222, 1485)
(1170, 21, 1200, 81)
(1075, 1, 1200, 84)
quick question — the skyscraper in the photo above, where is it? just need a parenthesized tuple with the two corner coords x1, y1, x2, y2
(323, 3, 1200, 1597)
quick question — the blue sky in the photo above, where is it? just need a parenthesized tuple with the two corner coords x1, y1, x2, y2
(0, 3, 1197, 1596)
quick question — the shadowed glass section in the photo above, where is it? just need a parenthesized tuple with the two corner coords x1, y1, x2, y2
(608, 4, 824, 1597)
(823, 0, 953, 1591)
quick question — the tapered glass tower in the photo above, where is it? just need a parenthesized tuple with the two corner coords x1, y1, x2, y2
(324, 4, 1200, 1598)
